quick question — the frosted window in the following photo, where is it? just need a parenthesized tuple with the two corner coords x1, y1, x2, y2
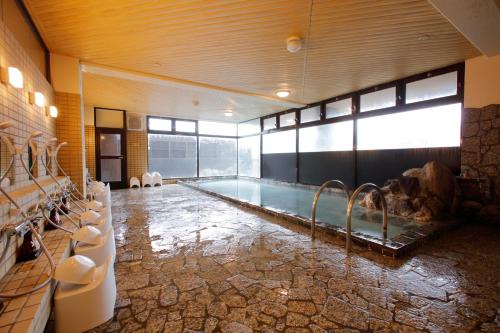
(357, 103, 461, 150)
(148, 134, 197, 178)
(299, 121, 353, 152)
(301, 106, 321, 123)
(406, 71, 457, 104)
(279, 112, 296, 128)
(360, 87, 396, 112)
(263, 117, 277, 130)
(326, 98, 352, 118)
(148, 118, 172, 131)
(238, 119, 261, 136)
(95, 109, 124, 128)
(262, 130, 296, 154)
(198, 121, 237, 136)
(199, 137, 237, 176)
(99, 134, 122, 156)
(100, 159, 121, 182)
(238, 135, 261, 178)
(175, 120, 196, 133)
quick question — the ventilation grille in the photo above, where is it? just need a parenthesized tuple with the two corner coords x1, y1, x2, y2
(127, 113, 145, 131)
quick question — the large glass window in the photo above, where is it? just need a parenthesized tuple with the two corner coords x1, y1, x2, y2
(299, 121, 353, 152)
(360, 87, 396, 112)
(238, 135, 260, 178)
(262, 129, 296, 154)
(406, 71, 457, 104)
(199, 137, 237, 176)
(263, 117, 276, 130)
(238, 119, 260, 136)
(198, 121, 237, 136)
(175, 120, 196, 133)
(301, 106, 321, 123)
(148, 117, 172, 131)
(279, 112, 296, 128)
(148, 134, 197, 178)
(326, 98, 352, 118)
(357, 103, 461, 150)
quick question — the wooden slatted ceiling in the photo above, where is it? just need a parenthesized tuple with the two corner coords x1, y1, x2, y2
(25, 0, 479, 110)
(82, 72, 288, 122)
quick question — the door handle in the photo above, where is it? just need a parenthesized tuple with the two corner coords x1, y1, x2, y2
(117, 156, 124, 159)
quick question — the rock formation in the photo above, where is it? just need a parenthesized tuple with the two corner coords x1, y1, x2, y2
(360, 161, 460, 222)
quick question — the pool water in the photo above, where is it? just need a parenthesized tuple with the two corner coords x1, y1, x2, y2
(192, 178, 419, 240)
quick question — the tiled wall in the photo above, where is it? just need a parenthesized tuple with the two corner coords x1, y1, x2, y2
(84, 125, 95, 179)
(462, 104, 500, 203)
(127, 130, 148, 181)
(55, 92, 85, 191)
(84, 127, 148, 185)
(0, 19, 56, 190)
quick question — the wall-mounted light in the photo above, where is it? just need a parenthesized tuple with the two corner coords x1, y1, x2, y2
(49, 106, 58, 118)
(7, 67, 23, 88)
(30, 91, 45, 107)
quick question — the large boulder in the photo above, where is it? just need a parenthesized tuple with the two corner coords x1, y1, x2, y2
(360, 162, 460, 222)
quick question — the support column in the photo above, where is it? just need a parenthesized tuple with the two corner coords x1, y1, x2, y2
(50, 54, 86, 193)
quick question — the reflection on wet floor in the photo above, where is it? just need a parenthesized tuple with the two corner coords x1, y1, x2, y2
(90, 185, 500, 333)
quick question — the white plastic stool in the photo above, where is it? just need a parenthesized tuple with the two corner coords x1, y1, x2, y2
(152, 172, 162, 186)
(54, 255, 116, 333)
(142, 173, 153, 187)
(74, 228, 116, 266)
(129, 177, 140, 188)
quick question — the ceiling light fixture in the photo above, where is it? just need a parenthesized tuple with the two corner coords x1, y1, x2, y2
(224, 110, 233, 117)
(276, 90, 290, 98)
(286, 36, 302, 53)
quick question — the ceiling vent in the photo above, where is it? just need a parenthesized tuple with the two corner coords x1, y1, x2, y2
(127, 113, 145, 131)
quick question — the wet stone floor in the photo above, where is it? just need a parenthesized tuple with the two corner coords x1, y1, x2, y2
(89, 185, 500, 333)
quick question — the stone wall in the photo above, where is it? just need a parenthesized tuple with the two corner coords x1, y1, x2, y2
(461, 104, 500, 203)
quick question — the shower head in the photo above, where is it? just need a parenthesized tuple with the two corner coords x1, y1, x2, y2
(0, 121, 14, 130)
(54, 142, 68, 156)
(28, 131, 43, 140)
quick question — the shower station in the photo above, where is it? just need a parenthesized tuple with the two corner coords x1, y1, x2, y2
(0, 121, 116, 332)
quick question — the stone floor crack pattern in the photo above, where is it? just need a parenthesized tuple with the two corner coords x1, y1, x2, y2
(84, 185, 500, 333)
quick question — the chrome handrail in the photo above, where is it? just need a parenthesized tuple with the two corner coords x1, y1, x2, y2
(311, 179, 351, 240)
(346, 183, 388, 253)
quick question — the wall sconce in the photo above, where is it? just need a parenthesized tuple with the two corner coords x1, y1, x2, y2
(49, 106, 58, 118)
(29, 91, 45, 107)
(0, 66, 24, 89)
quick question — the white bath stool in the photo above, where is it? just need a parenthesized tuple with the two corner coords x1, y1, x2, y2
(142, 173, 153, 187)
(152, 172, 162, 186)
(74, 228, 116, 266)
(129, 176, 140, 188)
(54, 255, 116, 333)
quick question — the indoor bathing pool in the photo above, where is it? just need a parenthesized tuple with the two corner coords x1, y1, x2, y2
(183, 178, 459, 256)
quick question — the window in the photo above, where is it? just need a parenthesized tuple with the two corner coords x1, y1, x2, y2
(357, 103, 461, 150)
(299, 121, 353, 152)
(148, 134, 197, 178)
(360, 87, 396, 112)
(95, 108, 124, 128)
(175, 120, 196, 133)
(238, 119, 260, 136)
(279, 112, 296, 128)
(406, 71, 457, 104)
(262, 129, 296, 154)
(198, 121, 237, 136)
(301, 106, 321, 123)
(238, 135, 260, 178)
(148, 117, 172, 132)
(199, 137, 237, 176)
(263, 117, 276, 130)
(326, 98, 352, 118)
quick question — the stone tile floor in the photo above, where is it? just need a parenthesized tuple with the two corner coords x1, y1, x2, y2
(89, 185, 500, 333)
